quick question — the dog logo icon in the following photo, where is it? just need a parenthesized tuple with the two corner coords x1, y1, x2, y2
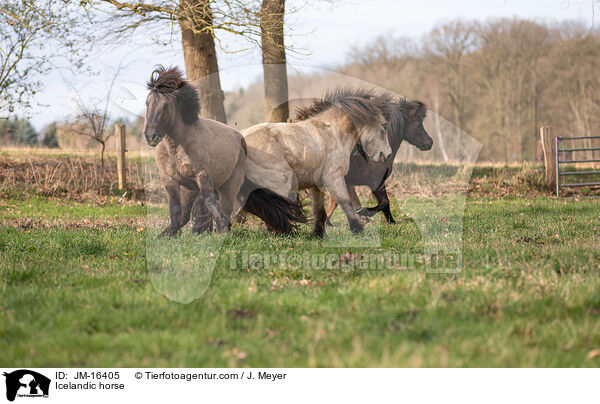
(3, 370, 50, 401)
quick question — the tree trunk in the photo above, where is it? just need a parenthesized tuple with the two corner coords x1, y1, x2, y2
(260, 0, 289, 123)
(179, 0, 227, 123)
(100, 141, 105, 168)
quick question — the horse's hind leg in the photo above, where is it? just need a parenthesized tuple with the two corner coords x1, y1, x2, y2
(348, 185, 362, 211)
(309, 187, 327, 238)
(218, 153, 246, 221)
(195, 172, 230, 234)
(366, 184, 395, 223)
(325, 193, 337, 227)
(190, 197, 213, 234)
(203, 191, 229, 233)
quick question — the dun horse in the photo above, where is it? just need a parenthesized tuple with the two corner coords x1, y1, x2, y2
(143, 66, 305, 236)
(242, 88, 393, 236)
(323, 91, 433, 224)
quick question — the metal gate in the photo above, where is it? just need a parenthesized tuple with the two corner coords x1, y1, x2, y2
(555, 135, 600, 197)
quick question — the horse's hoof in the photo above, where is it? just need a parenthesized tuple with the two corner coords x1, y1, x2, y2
(191, 225, 212, 234)
(359, 207, 378, 217)
(159, 226, 178, 237)
(215, 218, 231, 234)
(311, 225, 326, 238)
(349, 221, 364, 234)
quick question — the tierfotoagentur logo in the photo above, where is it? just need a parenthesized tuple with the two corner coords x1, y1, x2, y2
(2, 370, 50, 402)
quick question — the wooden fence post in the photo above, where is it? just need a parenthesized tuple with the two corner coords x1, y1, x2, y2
(540, 126, 556, 187)
(115, 124, 126, 190)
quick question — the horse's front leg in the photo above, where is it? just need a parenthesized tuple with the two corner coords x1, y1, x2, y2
(358, 185, 384, 218)
(195, 171, 230, 234)
(179, 186, 199, 228)
(366, 184, 395, 223)
(324, 176, 363, 234)
(348, 185, 362, 211)
(160, 178, 183, 237)
(326, 183, 359, 226)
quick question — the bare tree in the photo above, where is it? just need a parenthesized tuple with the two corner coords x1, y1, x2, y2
(225, 16, 600, 163)
(426, 77, 449, 162)
(551, 28, 600, 161)
(0, 1, 94, 115)
(179, 0, 227, 122)
(472, 19, 551, 161)
(424, 20, 479, 131)
(85, 0, 271, 123)
(71, 63, 124, 166)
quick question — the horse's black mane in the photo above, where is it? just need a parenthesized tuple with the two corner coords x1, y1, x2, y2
(398, 98, 427, 121)
(147, 65, 200, 124)
(295, 87, 385, 128)
(147, 65, 184, 94)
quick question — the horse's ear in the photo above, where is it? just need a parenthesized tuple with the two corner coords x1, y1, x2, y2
(176, 84, 200, 124)
(407, 101, 426, 119)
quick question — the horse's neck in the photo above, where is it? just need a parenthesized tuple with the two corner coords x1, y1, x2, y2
(322, 109, 360, 148)
(164, 119, 199, 154)
(388, 114, 406, 157)
(390, 135, 403, 157)
(163, 136, 179, 155)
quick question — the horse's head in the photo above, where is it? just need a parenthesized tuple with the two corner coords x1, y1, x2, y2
(143, 66, 199, 147)
(143, 91, 176, 147)
(358, 112, 392, 163)
(401, 100, 433, 151)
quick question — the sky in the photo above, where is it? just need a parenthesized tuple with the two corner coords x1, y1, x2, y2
(22, 0, 597, 130)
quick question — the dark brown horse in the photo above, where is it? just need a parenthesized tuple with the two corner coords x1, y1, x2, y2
(323, 91, 433, 224)
(143, 66, 305, 236)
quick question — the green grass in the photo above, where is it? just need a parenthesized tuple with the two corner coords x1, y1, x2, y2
(1, 195, 600, 367)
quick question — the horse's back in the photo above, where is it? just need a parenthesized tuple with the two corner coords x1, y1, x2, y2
(242, 121, 326, 158)
(192, 118, 246, 186)
(198, 118, 245, 157)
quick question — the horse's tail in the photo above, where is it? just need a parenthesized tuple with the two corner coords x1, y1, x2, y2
(240, 179, 306, 235)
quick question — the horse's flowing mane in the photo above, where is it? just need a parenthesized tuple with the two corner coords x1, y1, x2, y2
(147, 65, 200, 124)
(397, 98, 427, 121)
(295, 87, 385, 128)
(147, 65, 185, 94)
(295, 87, 427, 145)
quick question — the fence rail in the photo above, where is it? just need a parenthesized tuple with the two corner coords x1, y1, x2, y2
(555, 135, 600, 197)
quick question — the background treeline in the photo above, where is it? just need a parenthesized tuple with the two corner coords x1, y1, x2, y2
(227, 17, 600, 163)
(0, 116, 143, 152)
(4, 17, 600, 164)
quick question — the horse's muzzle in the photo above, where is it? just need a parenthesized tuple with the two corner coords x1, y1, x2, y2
(145, 132, 162, 147)
(419, 140, 433, 151)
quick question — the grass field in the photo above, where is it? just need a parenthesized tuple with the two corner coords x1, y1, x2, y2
(1, 150, 599, 367)
(2, 188, 600, 367)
